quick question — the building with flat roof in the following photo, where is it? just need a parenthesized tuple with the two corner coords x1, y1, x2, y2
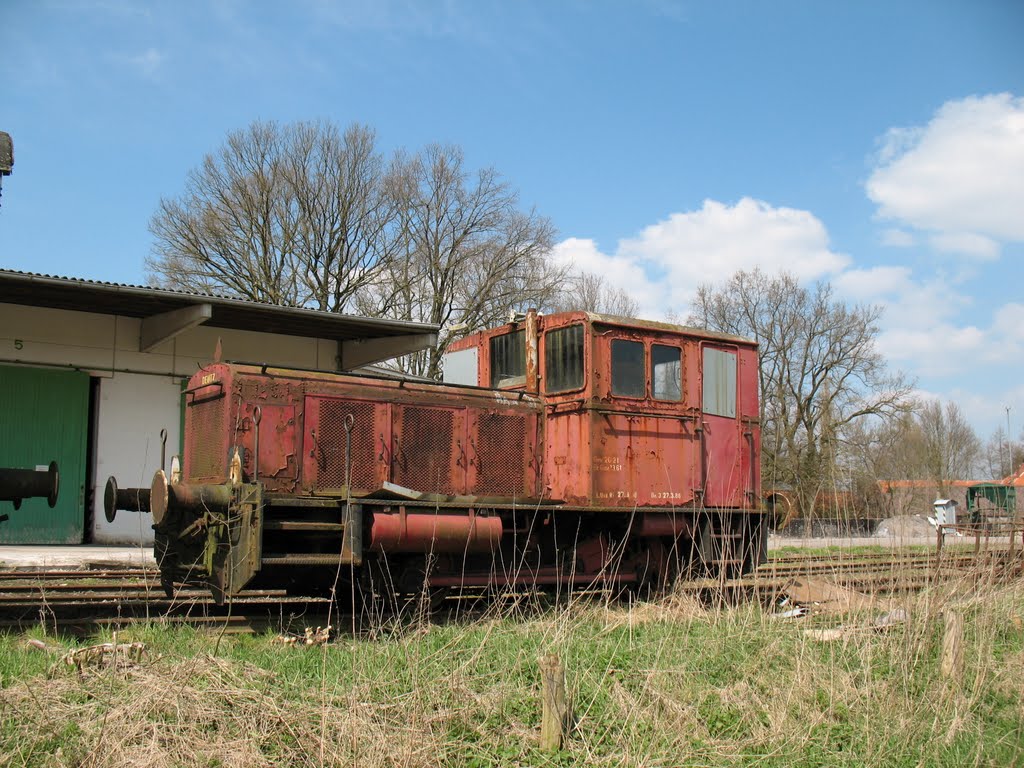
(0, 269, 438, 545)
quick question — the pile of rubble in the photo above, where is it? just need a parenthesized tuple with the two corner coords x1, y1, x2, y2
(873, 515, 936, 539)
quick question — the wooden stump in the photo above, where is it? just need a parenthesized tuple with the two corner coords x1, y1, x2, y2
(941, 611, 964, 682)
(539, 653, 568, 751)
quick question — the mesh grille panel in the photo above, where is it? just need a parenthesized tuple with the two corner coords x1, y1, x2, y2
(394, 407, 457, 494)
(186, 397, 226, 481)
(315, 399, 378, 490)
(476, 414, 527, 496)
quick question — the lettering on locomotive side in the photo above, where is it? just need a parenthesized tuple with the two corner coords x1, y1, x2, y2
(201, 373, 218, 386)
(594, 490, 638, 499)
(651, 491, 683, 500)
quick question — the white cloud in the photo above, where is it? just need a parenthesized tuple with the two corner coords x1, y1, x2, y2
(866, 93, 1024, 254)
(881, 228, 915, 247)
(550, 237, 664, 311)
(832, 265, 914, 301)
(834, 264, 979, 340)
(929, 232, 1000, 259)
(552, 197, 848, 319)
(993, 303, 1024, 343)
(877, 324, 989, 377)
(878, 293, 1024, 384)
(621, 198, 849, 286)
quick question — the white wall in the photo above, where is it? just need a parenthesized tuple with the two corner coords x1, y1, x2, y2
(93, 373, 181, 544)
(0, 303, 339, 375)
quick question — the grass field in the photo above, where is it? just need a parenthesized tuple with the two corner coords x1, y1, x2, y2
(0, 577, 1021, 767)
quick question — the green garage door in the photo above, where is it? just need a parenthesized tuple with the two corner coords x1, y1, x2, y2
(0, 366, 89, 544)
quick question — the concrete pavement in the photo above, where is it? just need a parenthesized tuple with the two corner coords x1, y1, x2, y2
(0, 545, 156, 569)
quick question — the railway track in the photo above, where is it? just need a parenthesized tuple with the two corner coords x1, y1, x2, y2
(0, 567, 331, 634)
(0, 547, 1020, 634)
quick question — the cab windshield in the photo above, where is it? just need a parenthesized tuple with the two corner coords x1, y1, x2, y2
(545, 325, 584, 393)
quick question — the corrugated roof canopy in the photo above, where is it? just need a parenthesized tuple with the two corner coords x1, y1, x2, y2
(0, 269, 439, 369)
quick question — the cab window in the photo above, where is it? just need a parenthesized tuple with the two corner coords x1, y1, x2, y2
(490, 330, 526, 388)
(611, 339, 645, 398)
(652, 344, 682, 401)
(545, 325, 584, 393)
(703, 347, 737, 417)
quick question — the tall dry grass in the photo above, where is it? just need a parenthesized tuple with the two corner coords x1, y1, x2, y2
(0, 563, 1021, 767)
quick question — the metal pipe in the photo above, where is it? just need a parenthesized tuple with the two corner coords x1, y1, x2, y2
(341, 414, 363, 564)
(150, 470, 232, 526)
(429, 569, 633, 587)
(103, 476, 151, 523)
(0, 462, 59, 510)
(525, 307, 539, 394)
(252, 406, 261, 482)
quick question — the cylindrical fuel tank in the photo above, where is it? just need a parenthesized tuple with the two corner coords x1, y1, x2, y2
(369, 511, 502, 553)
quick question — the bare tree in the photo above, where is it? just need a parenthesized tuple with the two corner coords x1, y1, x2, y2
(147, 120, 401, 311)
(916, 399, 981, 491)
(981, 427, 1024, 480)
(550, 271, 640, 317)
(282, 123, 404, 311)
(690, 268, 914, 515)
(845, 398, 981, 516)
(357, 144, 562, 378)
(150, 125, 564, 378)
(844, 413, 925, 517)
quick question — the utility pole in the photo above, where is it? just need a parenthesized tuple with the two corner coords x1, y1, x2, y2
(1007, 406, 1013, 477)
(0, 131, 13, 209)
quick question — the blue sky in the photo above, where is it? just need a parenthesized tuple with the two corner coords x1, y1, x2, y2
(1, 0, 1022, 439)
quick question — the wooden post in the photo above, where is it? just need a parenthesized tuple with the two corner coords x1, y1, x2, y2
(539, 653, 568, 751)
(940, 610, 964, 682)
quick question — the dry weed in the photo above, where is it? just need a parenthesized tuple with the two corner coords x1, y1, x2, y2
(1, 575, 1021, 767)
(1, 650, 440, 768)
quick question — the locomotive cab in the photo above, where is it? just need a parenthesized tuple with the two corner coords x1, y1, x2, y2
(445, 310, 760, 513)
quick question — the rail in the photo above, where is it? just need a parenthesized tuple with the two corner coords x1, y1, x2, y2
(0, 545, 1019, 634)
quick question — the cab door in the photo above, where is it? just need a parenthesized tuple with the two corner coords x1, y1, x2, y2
(699, 344, 743, 507)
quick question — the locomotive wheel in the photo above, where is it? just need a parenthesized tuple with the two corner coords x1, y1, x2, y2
(691, 510, 715, 577)
(692, 511, 747, 578)
(360, 555, 449, 615)
(395, 555, 451, 612)
(741, 513, 768, 573)
(721, 514, 747, 578)
(154, 530, 176, 599)
(630, 537, 676, 597)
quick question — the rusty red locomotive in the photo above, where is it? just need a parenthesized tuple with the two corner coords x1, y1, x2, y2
(108, 311, 765, 601)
